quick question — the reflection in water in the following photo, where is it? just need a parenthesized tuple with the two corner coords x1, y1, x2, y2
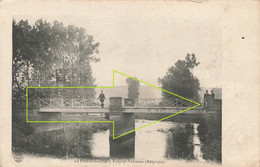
(198, 114, 222, 162)
(89, 120, 206, 162)
(135, 120, 172, 159)
(109, 134, 135, 158)
(19, 116, 220, 164)
(165, 124, 194, 160)
(193, 124, 205, 162)
(90, 131, 109, 158)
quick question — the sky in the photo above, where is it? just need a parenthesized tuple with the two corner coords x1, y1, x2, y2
(14, 15, 223, 88)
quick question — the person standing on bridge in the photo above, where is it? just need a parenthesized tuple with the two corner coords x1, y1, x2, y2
(97, 90, 106, 108)
(204, 90, 209, 108)
(211, 90, 215, 99)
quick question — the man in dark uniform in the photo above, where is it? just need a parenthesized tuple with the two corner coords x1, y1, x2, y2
(97, 90, 106, 108)
(204, 90, 209, 108)
(211, 90, 215, 99)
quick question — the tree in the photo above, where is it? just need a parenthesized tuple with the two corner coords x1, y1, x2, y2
(12, 20, 35, 99)
(12, 19, 100, 100)
(126, 78, 140, 99)
(158, 53, 201, 101)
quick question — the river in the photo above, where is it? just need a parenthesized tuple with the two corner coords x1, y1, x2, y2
(13, 117, 221, 164)
(89, 120, 207, 161)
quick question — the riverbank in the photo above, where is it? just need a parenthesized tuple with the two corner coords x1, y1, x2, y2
(12, 115, 221, 163)
(12, 115, 109, 158)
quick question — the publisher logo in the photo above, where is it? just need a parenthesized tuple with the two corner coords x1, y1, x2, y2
(13, 153, 23, 163)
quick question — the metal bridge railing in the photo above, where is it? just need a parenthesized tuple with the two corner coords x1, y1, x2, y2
(123, 98, 195, 108)
(38, 97, 195, 108)
(39, 98, 109, 108)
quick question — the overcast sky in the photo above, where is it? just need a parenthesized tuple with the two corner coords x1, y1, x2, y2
(14, 15, 223, 88)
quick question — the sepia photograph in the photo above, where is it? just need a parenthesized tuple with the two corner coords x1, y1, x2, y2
(11, 15, 222, 165)
(0, 1, 259, 167)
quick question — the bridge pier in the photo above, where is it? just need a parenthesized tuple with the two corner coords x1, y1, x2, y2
(109, 130, 135, 158)
(108, 97, 135, 158)
(108, 97, 135, 138)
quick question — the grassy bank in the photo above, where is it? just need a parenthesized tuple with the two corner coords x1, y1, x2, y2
(12, 115, 109, 158)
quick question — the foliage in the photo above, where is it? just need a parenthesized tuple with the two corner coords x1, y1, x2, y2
(12, 116, 35, 136)
(12, 19, 100, 100)
(158, 53, 201, 101)
(126, 78, 140, 99)
(12, 124, 108, 158)
(198, 115, 222, 162)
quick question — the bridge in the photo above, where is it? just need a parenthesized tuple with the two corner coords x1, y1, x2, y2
(12, 96, 221, 157)
(37, 97, 204, 114)
(14, 96, 221, 139)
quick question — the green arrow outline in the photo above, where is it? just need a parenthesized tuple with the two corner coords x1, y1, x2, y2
(26, 70, 201, 139)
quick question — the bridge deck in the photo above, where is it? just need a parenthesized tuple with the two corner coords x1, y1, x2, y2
(123, 107, 205, 114)
(39, 107, 205, 114)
